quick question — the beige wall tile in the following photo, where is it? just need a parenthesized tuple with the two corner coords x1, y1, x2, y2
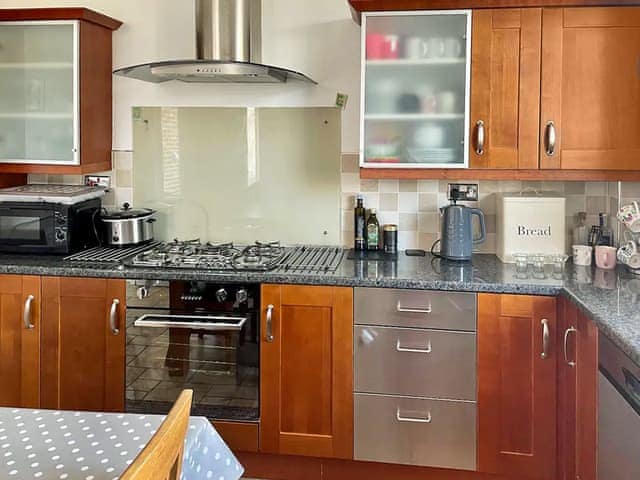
(586, 196, 607, 214)
(418, 213, 440, 234)
(565, 181, 586, 195)
(113, 150, 133, 170)
(361, 193, 379, 210)
(341, 153, 359, 173)
(586, 182, 607, 196)
(418, 233, 439, 251)
(398, 231, 418, 250)
(399, 180, 417, 192)
(399, 213, 418, 231)
(360, 179, 379, 192)
(48, 174, 64, 184)
(342, 193, 356, 210)
(378, 210, 399, 226)
(418, 193, 438, 212)
(341, 173, 360, 192)
(398, 192, 418, 212)
(566, 195, 587, 215)
(417, 180, 438, 192)
(27, 174, 47, 184)
(621, 182, 640, 198)
(116, 169, 132, 188)
(484, 214, 496, 234)
(380, 193, 398, 211)
(379, 179, 399, 193)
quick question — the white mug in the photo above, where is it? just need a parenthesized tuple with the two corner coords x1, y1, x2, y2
(617, 201, 640, 233)
(572, 245, 592, 266)
(442, 36, 463, 58)
(437, 91, 458, 114)
(405, 36, 429, 59)
(425, 37, 445, 58)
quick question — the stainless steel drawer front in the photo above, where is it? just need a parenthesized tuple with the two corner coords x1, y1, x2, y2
(354, 326, 476, 400)
(355, 288, 476, 331)
(354, 393, 476, 470)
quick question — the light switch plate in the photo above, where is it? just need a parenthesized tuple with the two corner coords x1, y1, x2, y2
(85, 175, 111, 188)
(447, 183, 478, 202)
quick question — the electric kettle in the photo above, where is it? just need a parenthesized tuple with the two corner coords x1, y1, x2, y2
(439, 202, 486, 261)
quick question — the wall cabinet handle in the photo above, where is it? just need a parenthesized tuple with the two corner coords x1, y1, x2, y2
(109, 299, 120, 335)
(541, 318, 550, 359)
(475, 120, 485, 155)
(265, 304, 274, 342)
(396, 301, 432, 314)
(396, 339, 432, 354)
(396, 407, 431, 424)
(544, 121, 556, 156)
(563, 326, 577, 367)
(23, 294, 35, 330)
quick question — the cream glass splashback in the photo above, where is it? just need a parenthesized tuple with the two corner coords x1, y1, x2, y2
(133, 107, 341, 244)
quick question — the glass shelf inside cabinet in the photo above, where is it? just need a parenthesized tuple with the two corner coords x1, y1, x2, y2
(361, 11, 470, 168)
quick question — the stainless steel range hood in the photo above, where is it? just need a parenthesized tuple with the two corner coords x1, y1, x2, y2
(113, 0, 316, 84)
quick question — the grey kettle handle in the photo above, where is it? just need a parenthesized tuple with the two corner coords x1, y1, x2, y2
(471, 208, 486, 245)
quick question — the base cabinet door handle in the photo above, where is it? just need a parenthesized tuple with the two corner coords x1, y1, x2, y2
(23, 294, 35, 330)
(109, 299, 120, 335)
(541, 318, 550, 359)
(265, 304, 275, 342)
(564, 326, 577, 367)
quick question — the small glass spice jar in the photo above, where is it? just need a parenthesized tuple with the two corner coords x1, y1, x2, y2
(383, 224, 398, 254)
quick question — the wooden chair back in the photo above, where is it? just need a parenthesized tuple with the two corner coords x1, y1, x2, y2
(121, 389, 193, 480)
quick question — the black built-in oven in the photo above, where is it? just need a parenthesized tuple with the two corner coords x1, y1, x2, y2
(0, 199, 101, 254)
(125, 280, 259, 422)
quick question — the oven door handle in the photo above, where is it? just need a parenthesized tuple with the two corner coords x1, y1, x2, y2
(133, 314, 247, 331)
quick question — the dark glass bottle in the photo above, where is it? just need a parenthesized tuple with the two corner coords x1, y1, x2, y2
(366, 208, 380, 251)
(354, 195, 366, 251)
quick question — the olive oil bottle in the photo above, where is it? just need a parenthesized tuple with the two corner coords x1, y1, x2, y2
(366, 208, 380, 251)
(354, 195, 366, 250)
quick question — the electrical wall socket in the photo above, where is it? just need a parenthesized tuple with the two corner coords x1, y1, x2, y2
(447, 183, 479, 202)
(85, 175, 111, 188)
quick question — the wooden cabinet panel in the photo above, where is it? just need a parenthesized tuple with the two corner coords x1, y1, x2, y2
(478, 294, 557, 479)
(558, 298, 598, 480)
(41, 277, 125, 412)
(260, 285, 353, 459)
(470, 9, 541, 169)
(0, 275, 40, 408)
(541, 7, 640, 170)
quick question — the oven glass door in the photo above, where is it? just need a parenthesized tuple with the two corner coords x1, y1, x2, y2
(126, 307, 259, 421)
(0, 207, 54, 246)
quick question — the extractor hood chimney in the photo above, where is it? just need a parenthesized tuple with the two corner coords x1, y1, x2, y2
(113, 0, 316, 84)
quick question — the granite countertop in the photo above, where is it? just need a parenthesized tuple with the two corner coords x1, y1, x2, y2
(0, 251, 638, 365)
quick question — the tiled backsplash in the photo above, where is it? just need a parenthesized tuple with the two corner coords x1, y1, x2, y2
(27, 150, 134, 209)
(341, 154, 624, 252)
(27, 150, 634, 254)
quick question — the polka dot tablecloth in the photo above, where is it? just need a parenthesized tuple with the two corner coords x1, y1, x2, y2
(0, 407, 244, 480)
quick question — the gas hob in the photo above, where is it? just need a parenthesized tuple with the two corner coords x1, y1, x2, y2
(129, 239, 286, 271)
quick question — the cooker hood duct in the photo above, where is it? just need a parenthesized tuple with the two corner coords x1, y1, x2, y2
(113, 0, 316, 84)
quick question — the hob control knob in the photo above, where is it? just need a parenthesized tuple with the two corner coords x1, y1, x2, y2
(215, 288, 228, 303)
(236, 288, 248, 304)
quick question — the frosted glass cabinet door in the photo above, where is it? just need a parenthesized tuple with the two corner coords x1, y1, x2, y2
(0, 21, 78, 164)
(360, 11, 471, 168)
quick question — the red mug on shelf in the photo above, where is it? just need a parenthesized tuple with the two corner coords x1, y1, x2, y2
(366, 33, 400, 59)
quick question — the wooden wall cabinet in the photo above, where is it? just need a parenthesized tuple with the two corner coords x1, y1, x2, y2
(0, 8, 121, 175)
(358, 4, 640, 180)
(540, 7, 640, 171)
(470, 8, 541, 169)
(477, 293, 557, 480)
(260, 284, 353, 459)
(557, 298, 598, 480)
(0, 275, 41, 408)
(40, 276, 126, 412)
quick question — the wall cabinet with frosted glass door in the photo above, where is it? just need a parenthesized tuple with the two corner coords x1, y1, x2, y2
(0, 9, 121, 174)
(360, 11, 471, 169)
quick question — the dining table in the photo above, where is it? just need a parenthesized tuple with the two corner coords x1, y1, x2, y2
(0, 407, 244, 480)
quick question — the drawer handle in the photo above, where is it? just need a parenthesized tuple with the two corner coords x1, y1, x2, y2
(396, 301, 432, 314)
(396, 407, 432, 424)
(396, 339, 432, 354)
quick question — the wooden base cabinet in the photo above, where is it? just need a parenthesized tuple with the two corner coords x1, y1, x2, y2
(558, 298, 598, 480)
(477, 294, 557, 480)
(0, 275, 41, 408)
(260, 284, 353, 459)
(40, 277, 126, 412)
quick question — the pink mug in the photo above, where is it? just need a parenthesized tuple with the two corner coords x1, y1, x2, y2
(595, 246, 617, 270)
(366, 33, 385, 59)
